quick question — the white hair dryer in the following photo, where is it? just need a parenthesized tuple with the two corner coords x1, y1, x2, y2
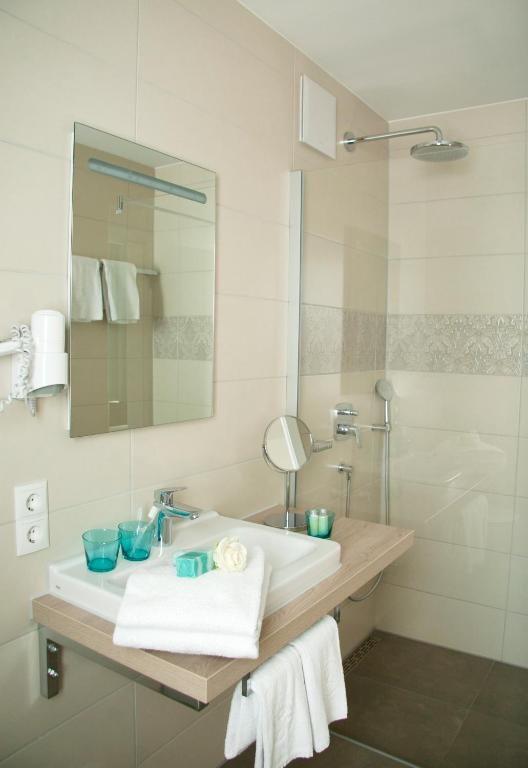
(0, 310, 68, 415)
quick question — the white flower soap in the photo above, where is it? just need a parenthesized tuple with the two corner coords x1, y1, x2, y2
(213, 536, 248, 572)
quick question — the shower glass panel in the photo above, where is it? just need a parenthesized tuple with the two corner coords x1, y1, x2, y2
(295, 99, 528, 767)
(295, 154, 389, 525)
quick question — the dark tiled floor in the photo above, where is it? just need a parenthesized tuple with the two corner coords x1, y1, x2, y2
(340, 631, 528, 768)
(224, 735, 403, 767)
(225, 632, 528, 768)
(350, 630, 493, 707)
(440, 711, 528, 768)
(472, 662, 528, 728)
(332, 674, 466, 768)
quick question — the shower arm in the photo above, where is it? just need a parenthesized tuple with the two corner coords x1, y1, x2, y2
(341, 125, 444, 149)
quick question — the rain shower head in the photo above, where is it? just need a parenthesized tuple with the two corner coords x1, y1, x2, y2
(375, 379, 394, 402)
(341, 125, 469, 162)
(410, 139, 469, 162)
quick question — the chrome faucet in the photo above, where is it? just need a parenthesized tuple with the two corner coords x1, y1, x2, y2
(335, 422, 361, 446)
(149, 487, 201, 546)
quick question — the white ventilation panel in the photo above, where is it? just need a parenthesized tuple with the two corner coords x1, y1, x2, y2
(299, 75, 336, 159)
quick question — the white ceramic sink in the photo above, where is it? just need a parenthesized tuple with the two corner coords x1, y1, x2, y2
(49, 511, 341, 622)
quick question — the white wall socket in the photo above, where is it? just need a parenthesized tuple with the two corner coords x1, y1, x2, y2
(15, 480, 49, 556)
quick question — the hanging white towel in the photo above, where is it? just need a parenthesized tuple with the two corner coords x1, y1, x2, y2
(71, 255, 103, 322)
(225, 644, 313, 768)
(101, 258, 140, 324)
(289, 616, 348, 752)
(113, 546, 270, 659)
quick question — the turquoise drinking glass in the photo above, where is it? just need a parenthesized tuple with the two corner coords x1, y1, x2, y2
(305, 508, 335, 539)
(118, 520, 154, 561)
(82, 528, 120, 572)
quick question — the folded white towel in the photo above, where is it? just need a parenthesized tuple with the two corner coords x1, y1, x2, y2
(113, 546, 270, 659)
(71, 255, 103, 322)
(289, 616, 348, 752)
(101, 258, 140, 324)
(225, 644, 313, 768)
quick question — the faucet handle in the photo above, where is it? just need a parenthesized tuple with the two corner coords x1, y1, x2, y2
(157, 487, 187, 507)
(335, 402, 358, 417)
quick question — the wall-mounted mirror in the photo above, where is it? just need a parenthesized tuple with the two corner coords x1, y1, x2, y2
(262, 415, 313, 530)
(69, 124, 216, 437)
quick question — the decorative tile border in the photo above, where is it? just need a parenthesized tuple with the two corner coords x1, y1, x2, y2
(301, 304, 386, 375)
(387, 314, 523, 376)
(153, 315, 213, 361)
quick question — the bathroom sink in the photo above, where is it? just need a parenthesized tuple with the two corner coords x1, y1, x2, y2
(48, 511, 341, 623)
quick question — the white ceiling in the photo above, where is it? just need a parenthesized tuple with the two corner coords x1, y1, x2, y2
(239, 0, 528, 120)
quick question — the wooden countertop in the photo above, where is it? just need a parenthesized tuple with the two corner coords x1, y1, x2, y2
(33, 512, 413, 704)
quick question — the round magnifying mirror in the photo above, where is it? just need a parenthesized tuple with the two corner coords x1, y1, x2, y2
(263, 415, 313, 472)
(262, 416, 313, 530)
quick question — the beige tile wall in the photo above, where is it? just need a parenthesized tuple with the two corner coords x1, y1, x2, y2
(378, 99, 528, 666)
(0, 1, 386, 765)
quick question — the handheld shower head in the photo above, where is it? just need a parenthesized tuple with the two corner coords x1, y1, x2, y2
(375, 378, 394, 402)
(375, 378, 394, 427)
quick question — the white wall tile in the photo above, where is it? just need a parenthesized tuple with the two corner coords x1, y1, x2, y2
(376, 583, 505, 660)
(137, 81, 290, 226)
(303, 162, 388, 255)
(132, 457, 283, 522)
(140, 694, 231, 768)
(158, 270, 214, 316)
(390, 134, 525, 205)
(214, 295, 287, 382)
(389, 193, 525, 260)
(502, 611, 528, 668)
(390, 426, 517, 496)
(0, 143, 70, 274)
(0, 397, 131, 524)
(391, 481, 514, 553)
(1, 685, 135, 768)
(215, 206, 289, 301)
(385, 538, 510, 609)
(0, 631, 129, 762)
(519, 378, 528, 437)
(136, 683, 231, 764)
(175, 0, 294, 78)
(507, 555, 528, 615)
(0, 0, 139, 69)
(0, 494, 131, 644)
(138, 0, 292, 157)
(390, 371, 521, 436)
(512, 497, 528, 557)
(388, 254, 524, 315)
(389, 100, 526, 149)
(302, 233, 387, 312)
(131, 377, 285, 489)
(0, 12, 136, 158)
(515, 439, 528, 497)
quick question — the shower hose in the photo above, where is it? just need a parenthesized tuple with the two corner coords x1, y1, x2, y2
(346, 419, 390, 603)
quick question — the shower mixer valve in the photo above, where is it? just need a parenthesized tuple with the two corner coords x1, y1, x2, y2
(334, 403, 361, 446)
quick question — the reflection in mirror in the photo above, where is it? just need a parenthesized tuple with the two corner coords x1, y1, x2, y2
(263, 415, 313, 472)
(262, 415, 313, 531)
(69, 124, 216, 437)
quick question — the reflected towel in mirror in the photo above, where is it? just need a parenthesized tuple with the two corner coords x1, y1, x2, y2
(101, 258, 140, 324)
(71, 255, 103, 322)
